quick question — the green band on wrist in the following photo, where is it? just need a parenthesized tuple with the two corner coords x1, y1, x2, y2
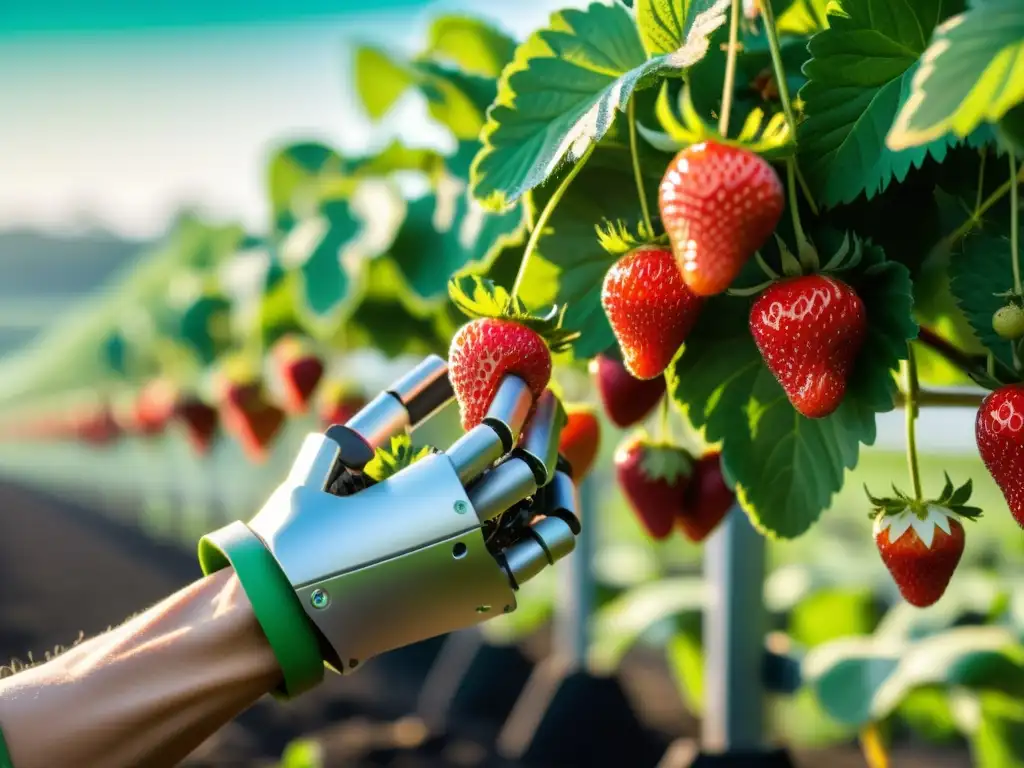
(199, 522, 324, 699)
(0, 724, 13, 768)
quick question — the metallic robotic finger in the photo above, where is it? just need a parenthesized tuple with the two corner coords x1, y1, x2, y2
(228, 355, 581, 675)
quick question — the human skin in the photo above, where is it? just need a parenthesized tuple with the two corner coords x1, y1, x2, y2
(0, 569, 280, 768)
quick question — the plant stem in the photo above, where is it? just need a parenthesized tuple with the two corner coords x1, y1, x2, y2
(511, 143, 596, 300)
(757, 0, 798, 136)
(628, 99, 653, 235)
(894, 389, 986, 409)
(975, 148, 987, 212)
(948, 165, 1024, 247)
(1011, 153, 1021, 295)
(916, 327, 979, 374)
(658, 394, 671, 443)
(860, 723, 889, 768)
(757, 0, 814, 270)
(904, 343, 923, 502)
(719, 0, 742, 138)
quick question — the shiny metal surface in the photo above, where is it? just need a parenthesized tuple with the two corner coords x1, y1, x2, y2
(466, 457, 538, 523)
(345, 392, 410, 451)
(530, 516, 576, 562)
(285, 433, 342, 491)
(446, 424, 505, 484)
(549, 471, 578, 525)
(297, 526, 516, 672)
(249, 453, 479, 588)
(483, 376, 532, 450)
(517, 390, 564, 486)
(502, 537, 550, 588)
(388, 354, 453, 425)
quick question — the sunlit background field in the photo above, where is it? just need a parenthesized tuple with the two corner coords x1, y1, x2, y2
(0, 2, 1017, 767)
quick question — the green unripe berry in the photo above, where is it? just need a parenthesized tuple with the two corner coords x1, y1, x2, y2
(993, 303, 1024, 340)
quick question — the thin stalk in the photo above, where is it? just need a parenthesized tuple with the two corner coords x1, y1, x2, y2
(628, 99, 653, 234)
(975, 148, 988, 212)
(894, 389, 986, 409)
(658, 394, 671, 443)
(904, 343, 923, 502)
(511, 144, 596, 299)
(719, 0, 742, 138)
(787, 159, 815, 269)
(948, 165, 1024, 247)
(757, 0, 798, 136)
(1010, 153, 1021, 295)
(860, 723, 890, 768)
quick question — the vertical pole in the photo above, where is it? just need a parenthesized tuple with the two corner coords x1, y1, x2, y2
(701, 504, 767, 752)
(554, 474, 596, 668)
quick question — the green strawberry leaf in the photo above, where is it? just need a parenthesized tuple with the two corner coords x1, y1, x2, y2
(798, 0, 966, 207)
(595, 219, 660, 257)
(354, 46, 496, 140)
(343, 255, 451, 359)
(389, 167, 526, 304)
(949, 231, 1019, 372)
(421, 14, 517, 78)
(364, 434, 436, 482)
(470, 0, 730, 210)
(888, 0, 1024, 153)
(668, 235, 917, 538)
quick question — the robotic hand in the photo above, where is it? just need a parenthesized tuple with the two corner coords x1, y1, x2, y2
(198, 355, 581, 699)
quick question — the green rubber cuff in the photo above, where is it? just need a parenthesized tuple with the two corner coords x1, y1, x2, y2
(199, 521, 325, 699)
(0, 725, 13, 768)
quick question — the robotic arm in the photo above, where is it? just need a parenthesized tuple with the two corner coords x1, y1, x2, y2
(199, 354, 580, 695)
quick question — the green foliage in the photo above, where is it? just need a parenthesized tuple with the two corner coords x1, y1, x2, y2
(669, 236, 917, 538)
(363, 434, 435, 482)
(470, 0, 729, 210)
(788, 587, 879, 648)
(423, 15, 517, 78)
(888, 0, 1024, 152)
(798, 0, 965, 207)
(805, 626, 1024, 728)
(951, 231, 1019, 371)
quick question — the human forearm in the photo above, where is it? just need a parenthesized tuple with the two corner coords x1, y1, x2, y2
(0, 569, 280, 768)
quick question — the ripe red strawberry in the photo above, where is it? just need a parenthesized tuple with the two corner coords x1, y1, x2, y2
(447, 276, 578, 431)
(868, 477, 980, 607)
(273, 336, 324, 414)
(659, 141, 784, 296)
(750, 275, 867, 418)
(601, 246, 704, 380)
(679, 452, 734, 542)
(131, 380, 177, 437)
(74, 404, 121, 446)
(615, 435, 693, 540)
(559, 406, 601, 481)
(590, 353, 666, 428)
(319, 381, 367, 429)
(174, 396, 219, 455)
(976, 384, 1024, 526)
(219, 380, 285, 462)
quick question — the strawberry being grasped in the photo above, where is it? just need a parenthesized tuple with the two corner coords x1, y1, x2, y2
(976, 384, 1024, 527)
(615, 435, 693, 541)
(602, 246, 704, 380)
(447, 276, 578, 431)
(868, 476, 981, 608)
(679, 451, 734, 542)
(659, 141, 784, 296)
(590, 352, 666, 428)
(218, 378, 285, 463)
(272, 336, 325, 415)
(750, 274, 867, 418)
(559, 405, 601, 482)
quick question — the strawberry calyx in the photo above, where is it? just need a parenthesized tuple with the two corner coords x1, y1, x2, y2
(363, 434, 437, 483)
(866, 473, 982, 541)
(729, 231, 866, 298)
(638, 83, 795, 162)
(595, 220, 664, 257)
(448, 275, 580, 352)
(620, 433, 693, 484)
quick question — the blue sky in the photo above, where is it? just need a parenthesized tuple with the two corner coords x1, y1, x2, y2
(0, 0, 574, 238)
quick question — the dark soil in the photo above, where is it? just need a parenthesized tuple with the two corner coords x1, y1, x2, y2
(0, 482, 975, 768)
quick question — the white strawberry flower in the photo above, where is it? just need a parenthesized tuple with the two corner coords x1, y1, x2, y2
(873, 504, 957, 549)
